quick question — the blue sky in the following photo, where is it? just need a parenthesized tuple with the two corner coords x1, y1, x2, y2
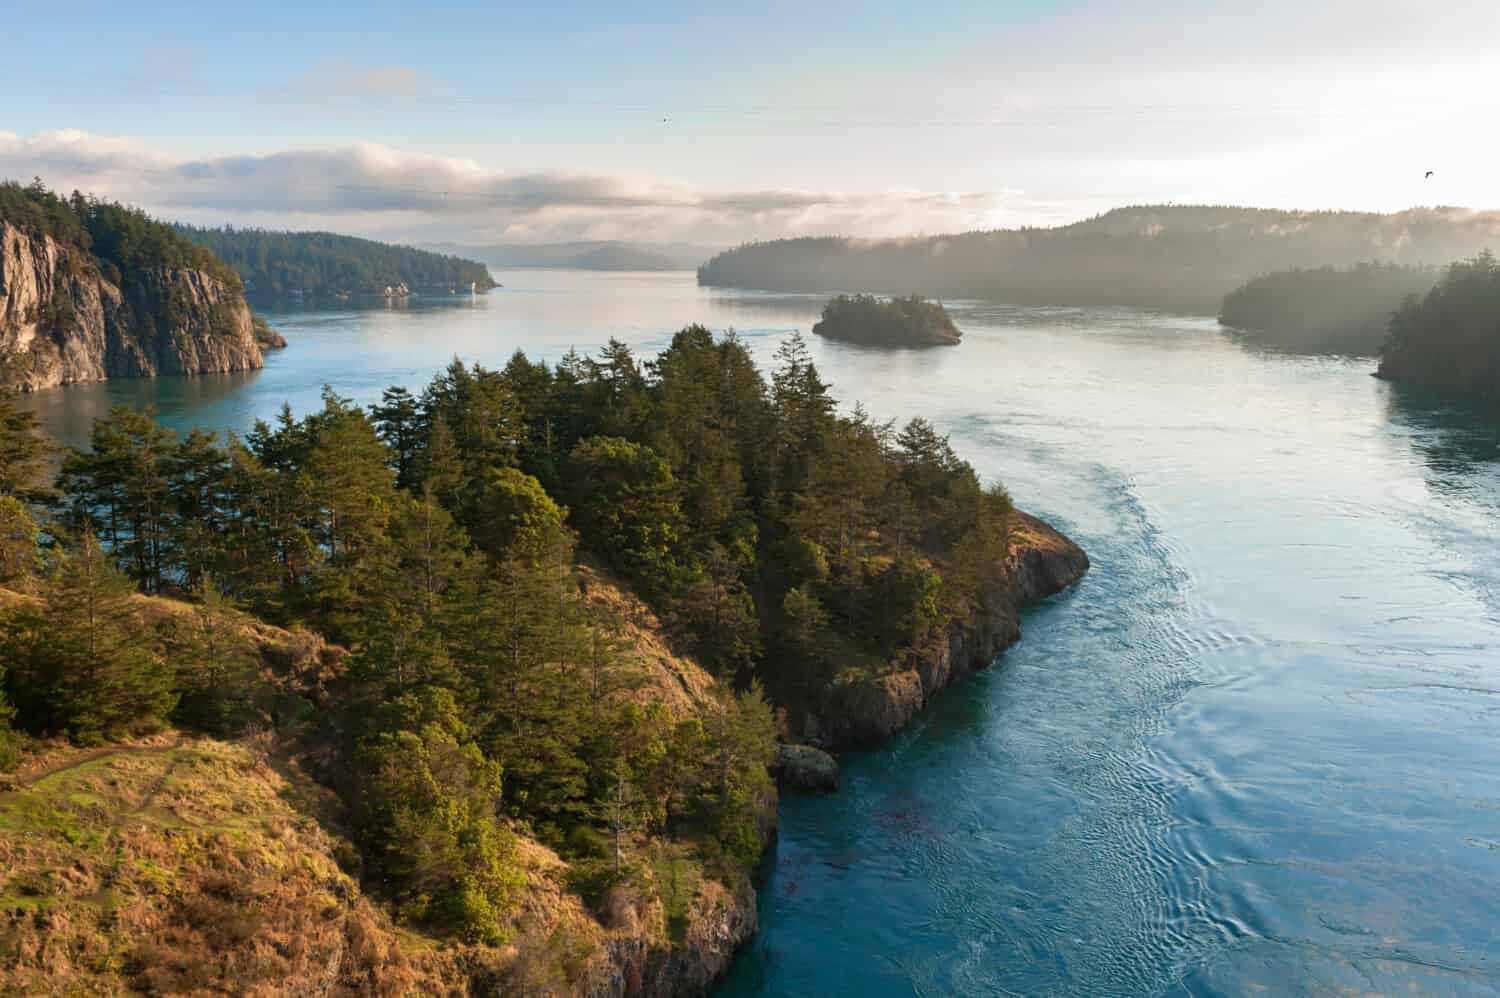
(4, 0, 1497, 244)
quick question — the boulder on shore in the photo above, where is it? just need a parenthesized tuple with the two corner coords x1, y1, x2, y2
(774, 743, 839, 793)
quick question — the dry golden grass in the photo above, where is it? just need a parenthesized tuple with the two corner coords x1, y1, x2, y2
(1009, 509, 1075, 559)
(575, 559, 718, 718)
(0, 737, 475, 996)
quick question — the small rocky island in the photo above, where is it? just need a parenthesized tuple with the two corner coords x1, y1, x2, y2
(812, 293, 962, 347)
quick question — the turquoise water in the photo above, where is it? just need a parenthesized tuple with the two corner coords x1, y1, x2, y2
(22, 272, 1500, 995)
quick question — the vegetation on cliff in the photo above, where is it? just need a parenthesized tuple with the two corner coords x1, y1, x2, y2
(1219, 262, 1441, 354)
(251, 313, 288, 351)
(697, 204, 1500, 312)
(1378, 251, 1500, 405)
(0, 179, 240, 289)
(0, 322, 1057, 988)
(812, 294, 961, 347)
(177, 225, 499, 298)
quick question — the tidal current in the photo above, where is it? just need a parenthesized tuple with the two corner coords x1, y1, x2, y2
(23, 270, 1500, 995)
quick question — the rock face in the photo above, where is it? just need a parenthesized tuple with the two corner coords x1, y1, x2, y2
(582, 880, 758, 998)
(0, 222, 264, 390)
(809, 510, 1089, 749)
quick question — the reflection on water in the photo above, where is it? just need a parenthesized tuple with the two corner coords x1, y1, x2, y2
(1384, 382, 1500, 485)
(20, 369, 266, 444)
(17, 270, 1500, 995)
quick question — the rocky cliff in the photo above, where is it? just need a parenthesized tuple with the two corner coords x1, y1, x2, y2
(0, 222, 265, 390)
(807, 510, 1089, 749)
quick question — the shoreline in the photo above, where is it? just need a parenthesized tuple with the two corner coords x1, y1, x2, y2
(685, 511, 1087, 997)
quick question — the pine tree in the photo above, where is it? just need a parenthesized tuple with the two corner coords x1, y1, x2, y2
(4, 534, 175, 743)
(0, 389, 49, 500)
(59, 406, 178, 592)
(470, 466, 567, 562)
(166, 428, 231, 591)
(169, 581, 265, 734)
(0, 496, 41, 589)
(350, 491, 475, 697)
(355, 687, 519, 944)
(565, 436, 686, 595)
(369, 386, 423, 490)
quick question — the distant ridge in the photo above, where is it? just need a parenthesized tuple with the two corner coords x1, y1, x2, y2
(697, 205, 1500, 313)
(432, 240, 721, 272)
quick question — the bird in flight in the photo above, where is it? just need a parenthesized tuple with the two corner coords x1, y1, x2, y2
(1425, 170, 1435, 178)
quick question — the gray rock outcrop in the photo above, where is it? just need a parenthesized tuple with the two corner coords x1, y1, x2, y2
(0, 222, 264, 390)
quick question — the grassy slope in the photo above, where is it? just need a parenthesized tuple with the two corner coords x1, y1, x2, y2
(0, 737, 474, 995)
(0, 570, 745, 996)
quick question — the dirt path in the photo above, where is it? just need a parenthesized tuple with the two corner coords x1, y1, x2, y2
(9, 737, 185, 790)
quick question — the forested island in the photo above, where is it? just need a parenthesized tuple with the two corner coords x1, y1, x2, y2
(176, 225, 499, 300)
(812, 294, 961, 347)
(1378, 251, 1500, 405)
(698, 205, 1500, 313)
(0, 328, 1085, 993)
(0, 181, 268, 390)
(1219, 262, 1440, 354)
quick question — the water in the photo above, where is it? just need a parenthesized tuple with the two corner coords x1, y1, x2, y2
(21, 272, 1500, 995)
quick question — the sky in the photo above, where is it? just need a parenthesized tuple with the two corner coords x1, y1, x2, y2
(2, 0, 1497, 246)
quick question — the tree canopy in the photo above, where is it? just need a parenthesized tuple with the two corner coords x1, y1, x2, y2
(0, 178, 241, 288)
(1379, 251, 1500, 405)
(812, 294, 961, 347)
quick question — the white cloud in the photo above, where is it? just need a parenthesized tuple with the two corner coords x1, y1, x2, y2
(0, 130, 1043, 244)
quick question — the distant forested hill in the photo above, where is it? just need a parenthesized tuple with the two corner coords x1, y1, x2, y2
(698, 205, 1500, 313)
(1219, 263, 1441, 354)
(436, 240, 719, 271)
(176, 225, 498, 298)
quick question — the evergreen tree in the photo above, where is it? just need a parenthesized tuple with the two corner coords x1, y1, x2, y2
(2, 534, 175, 743)
(169, 582, 265, 734)
(0, 496, 41, 589)
(500, 350, 559, 484)
(769, 332, 836, 502)
(355, 687, 520, 944)
(421, 359, 522, 482)
(301, 389, 398, 633)
(565, 436, 686, 595)
(350, 491, 475, 698)
(370, 386, 424, 490)
(470, 467, 568, 562)
(461, 550, 592, 835)
(166, 428, 231, 591)
(0, 389, 49, 500)
(59, 406, 178, 593)
(700, 683, 777, 866)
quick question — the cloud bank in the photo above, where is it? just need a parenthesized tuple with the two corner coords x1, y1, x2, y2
(0, 130, 1047, 245)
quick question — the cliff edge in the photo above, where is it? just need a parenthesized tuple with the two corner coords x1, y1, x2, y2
(0, 221, 265, 390)
(807, 510, 1088, 749)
